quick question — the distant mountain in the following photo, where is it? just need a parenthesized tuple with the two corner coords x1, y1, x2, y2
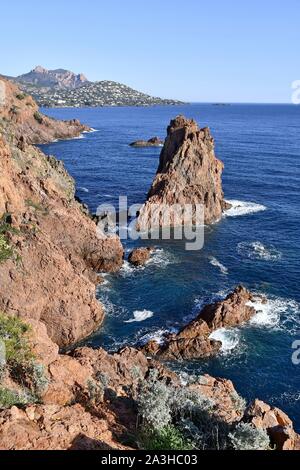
(15, 66, 89, 90)
(7, 66, 184, 108)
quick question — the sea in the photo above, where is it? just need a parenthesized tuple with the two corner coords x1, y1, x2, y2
(40, 103, 300, 431)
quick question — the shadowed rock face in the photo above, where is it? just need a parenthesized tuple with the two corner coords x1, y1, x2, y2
(137, 115, 229, 230)
(142, 286, 255, 360)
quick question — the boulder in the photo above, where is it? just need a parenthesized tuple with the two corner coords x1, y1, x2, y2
(128, 247, 153, 266)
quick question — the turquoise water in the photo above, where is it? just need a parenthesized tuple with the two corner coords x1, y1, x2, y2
(41, 104, 300, 430)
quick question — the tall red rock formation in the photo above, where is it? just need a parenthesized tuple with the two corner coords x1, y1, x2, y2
(137, 115, 228, 231)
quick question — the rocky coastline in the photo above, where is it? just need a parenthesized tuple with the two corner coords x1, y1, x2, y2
(0, 78, 299, 450)
(129, 137, 164, 148)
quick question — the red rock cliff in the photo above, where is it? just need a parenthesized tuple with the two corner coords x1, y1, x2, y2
(0, 78, 123, 347)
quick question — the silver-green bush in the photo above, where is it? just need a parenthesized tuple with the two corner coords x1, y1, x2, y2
(229, 423, 271, 450)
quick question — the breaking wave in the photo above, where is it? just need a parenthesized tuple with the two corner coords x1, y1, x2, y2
(209, 328, 240, 353)
(120, 248, 175, 277)
(124, 310, 154, 323)
(224, 200, 267, 217)
(209, 256, 228, 275)
(147, 248, 175, 268)
(247, 295, 300, 333)
(237, 241, 282, 261)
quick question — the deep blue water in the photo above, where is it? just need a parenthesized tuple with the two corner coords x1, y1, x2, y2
(41, 104, 300, 430)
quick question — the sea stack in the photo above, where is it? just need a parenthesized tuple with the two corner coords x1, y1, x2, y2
(137, 115, 228, 231)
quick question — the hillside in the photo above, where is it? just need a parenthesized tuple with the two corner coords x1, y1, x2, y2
(15, 66, 89, 90)
(7, 66, 184, 108)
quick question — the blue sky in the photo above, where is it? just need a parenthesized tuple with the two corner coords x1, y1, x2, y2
(1, 0, 299, 102)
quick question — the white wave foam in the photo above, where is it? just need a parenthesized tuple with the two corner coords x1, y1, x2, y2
(247, 296, 300, 331)
(78, 187, 89, 193)
(224, 200, 267, 217)
(125, 310, 154, 323)
(120, 260, 145, 276)
(209, 328, 240, 353)
(138, 328, 169, 345)
(120, 248, 174, 276)
(138, 326, 178, 346)
(83, 128, 99, 133)
(69, 134, 85, 140)
(147, 248, 174, 268)
(209, 256, 228, 275)
(237, 241, 282, 261)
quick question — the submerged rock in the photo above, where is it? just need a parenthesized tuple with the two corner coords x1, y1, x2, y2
(142, 286, 256, 360)
(129, 137, 164, 147)
(137, 115, 229, 231)
(0, 79, 124, 348)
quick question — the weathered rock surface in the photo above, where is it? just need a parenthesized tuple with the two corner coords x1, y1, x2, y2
(137, 115, 229, 230)
(0, 404, 129, 450)
(142, 286, 256, 360)
(0, 80, 124, 347)
(128, 247, 153, 266)
(15, 66, 89, 90)
(244, 400, 300, 451)
(1, 343, 299, 450)
(130, 137, 164, 147)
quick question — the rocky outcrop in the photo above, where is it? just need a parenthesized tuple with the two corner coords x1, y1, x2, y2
(15, 66, 89, 90)
(0, 77, 90, 144)
(244, 400, 300, 451)
(142, 286, 256, 360)
(0, 404, 129, 450)
(137, 115, 229, 231)
(130, 137, 164, 148)
(0, 80, 124, 347)
(128, 247, 153, 266)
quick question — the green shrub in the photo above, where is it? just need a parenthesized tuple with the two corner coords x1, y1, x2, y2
(25, 362, 49, 397)
(0, 313, 33, 366)
(0, 214, 20, 264)
(0, 386, 34, 409)
(33, 111, 43, 124)
(137, 369, 172, 430)
(229, 423, 271, 450)
(10, 105, 20, 115)
(140, 425, 193, 451)
(0, 234, 13, 263)
(136, 368, 232, 450)
(16, 93, 26, 100)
